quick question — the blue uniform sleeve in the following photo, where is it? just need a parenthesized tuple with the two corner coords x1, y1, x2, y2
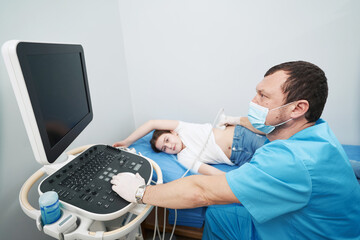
(226, 141, 312, 223)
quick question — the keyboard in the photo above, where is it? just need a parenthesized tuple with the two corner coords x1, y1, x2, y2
(39, 144, 152, 215)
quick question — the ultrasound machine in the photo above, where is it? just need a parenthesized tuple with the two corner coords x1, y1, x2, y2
(2, 40, 163, 240)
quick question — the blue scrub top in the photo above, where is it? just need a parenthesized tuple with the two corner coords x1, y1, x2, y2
(226, 119, 360, 239)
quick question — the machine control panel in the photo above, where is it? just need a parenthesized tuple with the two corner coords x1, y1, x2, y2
(40, 145, 152, 215)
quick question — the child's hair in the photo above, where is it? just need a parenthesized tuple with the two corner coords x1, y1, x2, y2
(150, 129, 172, 153)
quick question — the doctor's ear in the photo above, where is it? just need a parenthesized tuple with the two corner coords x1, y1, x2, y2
(290, 100, 309, 119)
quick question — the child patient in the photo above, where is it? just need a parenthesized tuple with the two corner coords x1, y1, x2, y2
(113, 117, 266, 175)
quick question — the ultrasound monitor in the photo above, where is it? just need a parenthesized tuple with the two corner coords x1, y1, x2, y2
(2, 41, 93, 165)
(3, 41, 154, 221)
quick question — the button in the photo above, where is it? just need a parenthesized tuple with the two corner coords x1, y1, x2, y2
(134, 164, 142, 171)
(58, 190, 65, 197)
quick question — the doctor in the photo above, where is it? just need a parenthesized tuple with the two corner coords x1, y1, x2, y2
(111, 61, 360, 239)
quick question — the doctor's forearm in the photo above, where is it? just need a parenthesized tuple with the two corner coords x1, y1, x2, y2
(142, 175, 239, 209)
(142, 176, 207, 209)
(240, 117, 265, 135)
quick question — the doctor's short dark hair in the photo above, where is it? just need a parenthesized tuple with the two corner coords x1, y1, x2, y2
(265, 61, 328, 123)
(150, 130, 171, 153)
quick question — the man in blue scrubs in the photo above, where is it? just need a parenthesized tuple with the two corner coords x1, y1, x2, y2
(112, 61, 360, 239)
(202, 61, 360, 239)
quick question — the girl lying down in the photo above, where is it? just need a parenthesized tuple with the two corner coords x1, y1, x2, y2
(113, 118, 266, 176)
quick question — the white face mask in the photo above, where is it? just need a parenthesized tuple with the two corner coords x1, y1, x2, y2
(247, 101, 294, 134)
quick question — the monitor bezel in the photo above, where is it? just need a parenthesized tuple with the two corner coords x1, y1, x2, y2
(2, 41, 93, 164)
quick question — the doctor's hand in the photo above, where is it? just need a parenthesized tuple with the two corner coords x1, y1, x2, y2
(111, 172, 145, 203)
(216, 115, 242, 128)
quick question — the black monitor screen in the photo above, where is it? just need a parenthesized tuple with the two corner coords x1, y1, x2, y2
(17, 42, 93, 163)
(27, 53, 90, 147)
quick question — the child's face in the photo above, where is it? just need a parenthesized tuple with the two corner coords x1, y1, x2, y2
(155, 132, 183, 154)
